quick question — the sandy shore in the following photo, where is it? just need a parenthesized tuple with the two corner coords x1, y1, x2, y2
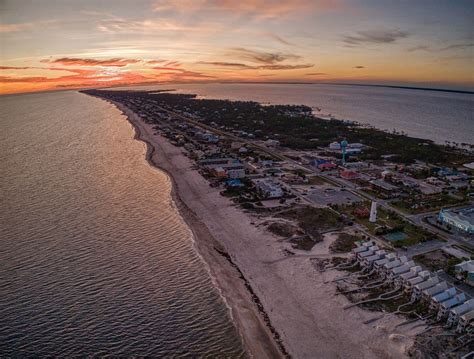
(108, 99, 420, 358)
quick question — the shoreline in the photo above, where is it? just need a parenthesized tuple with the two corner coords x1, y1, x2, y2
(112, 100, 283, 358)
(90, 94, 423, 358)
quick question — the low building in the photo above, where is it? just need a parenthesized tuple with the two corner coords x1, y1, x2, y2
(199, 157, 236, 167)
(437, 293, 466, 320)
(438, 207, 474, 234)
(369, 179, 399, 193)
(264, 139, 280, 147)
(340, 170, 359, 180)
(254, 179, 284, 198)
(318, 162, 337, 171)
(447, 299, 474, 327)
(430, 287, 457, 312)
(454, 260, 474, 286)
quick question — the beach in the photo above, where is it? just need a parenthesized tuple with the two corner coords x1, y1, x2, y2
(113, 100, 421, 358)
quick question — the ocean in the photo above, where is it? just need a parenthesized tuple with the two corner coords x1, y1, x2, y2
(118, 83, 473, 145)
(0, 91, 245, 357)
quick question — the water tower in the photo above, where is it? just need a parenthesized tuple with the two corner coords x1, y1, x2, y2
(340, 139, 348, 164)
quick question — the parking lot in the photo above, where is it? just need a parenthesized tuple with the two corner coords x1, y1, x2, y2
(296, 185, 364, 206)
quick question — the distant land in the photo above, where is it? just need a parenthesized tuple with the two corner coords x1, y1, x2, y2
(220, 81, 474, 95)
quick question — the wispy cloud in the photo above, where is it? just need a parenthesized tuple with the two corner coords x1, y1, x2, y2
(267, 33, 295, 46)
(0, 20, 57, 33)
(343, 29, 410, 46)
(228, 47, 300, 64)
(407, 45, 431, 52)
(152, 0, 340, 20)
(198, 61, 313, 70)
(353, 65, 365, 69)
(306, 72, 326, 75)
(41, 57, 141, 67)
(440, 42, 474, 51)
(197, 61, 254, 68)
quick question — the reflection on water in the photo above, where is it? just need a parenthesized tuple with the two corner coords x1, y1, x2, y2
(0, 91, 245, 357)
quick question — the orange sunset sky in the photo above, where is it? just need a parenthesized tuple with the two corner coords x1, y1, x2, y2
(1, 0, 473, 95)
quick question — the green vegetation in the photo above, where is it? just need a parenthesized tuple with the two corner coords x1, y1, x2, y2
(278, 205, 343, 239)
(413, 249, 463, 274)
(392, 193, 467, 214)
(330, 233, 361, 253)
(86, 89, 473, 166)
(290, 235, 319, 251)
(267, 222, 302, 238)
(338, 203, 435, 247)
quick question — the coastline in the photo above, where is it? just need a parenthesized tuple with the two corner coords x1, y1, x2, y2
(98, 96, 422, 358)
(113, 101, 283, 358)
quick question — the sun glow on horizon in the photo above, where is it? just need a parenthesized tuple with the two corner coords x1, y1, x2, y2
(1, 0, 473, 94)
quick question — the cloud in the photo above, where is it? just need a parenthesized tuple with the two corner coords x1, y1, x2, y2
(41, 57, 141, 67)
(146, 59, 167, 64)
(267, 33, 295, 46)
(440, 42, 474, 51)
(197, 61, 254, 68)
(0, 66, 32, 70)
(306, 72, 326, 75)
(353, 66, 365, 69)
(0, 20, 57, 33)
(198, 61, 313, 70)
(258, 64, 313, 70)
(229, 47, 300, 64)
(407, 45, 431, 52)
(152, 0, 340, 19)
(343, 29, 409, 45)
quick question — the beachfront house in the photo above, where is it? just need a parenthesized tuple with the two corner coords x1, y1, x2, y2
(254, 179, 284, 199)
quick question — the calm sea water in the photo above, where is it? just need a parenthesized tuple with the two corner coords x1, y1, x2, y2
(118, 83, 473, 145)
(0, 91, 245, 357)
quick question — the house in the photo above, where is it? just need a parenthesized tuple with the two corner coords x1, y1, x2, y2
(329, 141, 341, 150)
(259, 159, 273, 167)
(447, 299, 474, 327)
(211, 167, 227, 178)
(226, 179, 244, 188)
(318, 162, 337, 171)
(311, 159, 330, 167)
(456, 310, 474, 333)
(199, 157, 236, 167)
(454, 260, 474, 286)
(264, 139, 280, 147)
(412, 277, 440, 301)
(369, 179, 399, 193)
(254, 179, 284, 198)
(340, 170, 359, 180)
(430, 287, 457, 312)
(396, 266, 422, 287)
(437, 293, 467, 320)
(422, 281, 448, 302)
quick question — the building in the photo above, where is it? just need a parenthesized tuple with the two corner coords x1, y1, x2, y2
(340, 170, 359, 180)
(454, 260, 474, 286)
(199, 157, 237, 167)
(254, 179, 284, 198)
(369, 179, 399, 194)
(438, 207, 474, 234)
(264, 139, 280, 147)
(318, 162, 337, 171)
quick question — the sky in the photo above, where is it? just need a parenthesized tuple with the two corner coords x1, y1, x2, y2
(0, 0, 473, 94)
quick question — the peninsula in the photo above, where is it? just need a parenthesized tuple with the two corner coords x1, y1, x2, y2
(82, 89, 474, 358)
